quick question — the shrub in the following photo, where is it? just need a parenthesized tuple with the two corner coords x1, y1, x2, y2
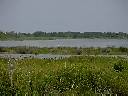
(113, 60, 125, 72)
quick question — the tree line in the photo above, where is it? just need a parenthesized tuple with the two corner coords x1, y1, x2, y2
(0, 31, 128, 40)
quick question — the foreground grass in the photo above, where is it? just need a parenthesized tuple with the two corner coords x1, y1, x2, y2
(0, 56, 128, 95)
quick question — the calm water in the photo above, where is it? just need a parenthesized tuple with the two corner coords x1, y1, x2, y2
(0, 39, 128, 48)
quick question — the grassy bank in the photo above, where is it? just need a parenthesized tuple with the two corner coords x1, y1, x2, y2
(0, 56, 128, 95)
(0, 46, 128, 55)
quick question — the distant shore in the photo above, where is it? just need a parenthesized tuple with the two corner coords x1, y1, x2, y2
(0, 31, 128, 40)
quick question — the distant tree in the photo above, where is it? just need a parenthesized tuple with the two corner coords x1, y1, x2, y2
(0, 31, 128, 40)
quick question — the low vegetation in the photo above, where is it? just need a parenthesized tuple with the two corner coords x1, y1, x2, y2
(0, 56, 128, 95)
(0, 46, 128, 55)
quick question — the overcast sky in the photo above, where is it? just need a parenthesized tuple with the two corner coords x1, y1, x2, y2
(0, 0, 128, 33)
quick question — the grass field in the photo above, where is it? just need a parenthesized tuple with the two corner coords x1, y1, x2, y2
(0, 56, 128, 95)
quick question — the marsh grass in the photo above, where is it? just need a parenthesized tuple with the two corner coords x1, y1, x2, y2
(0, 47, 128, 55)
(0, 56, 128, 95)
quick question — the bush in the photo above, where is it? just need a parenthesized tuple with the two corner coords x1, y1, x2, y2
(113, 60, 125, 72)
(119, 47, 128, 52)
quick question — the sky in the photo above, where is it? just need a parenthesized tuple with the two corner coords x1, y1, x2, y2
(0, 0, 128, 33)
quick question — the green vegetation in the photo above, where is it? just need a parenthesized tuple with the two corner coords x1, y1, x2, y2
(0, 46, 128, 55)
(0, 56, 128, 95)
(0, 31, 128, 40)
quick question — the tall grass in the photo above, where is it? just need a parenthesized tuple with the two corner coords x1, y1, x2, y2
(0, 56, 128, 95)
(0, 47, 128, 55)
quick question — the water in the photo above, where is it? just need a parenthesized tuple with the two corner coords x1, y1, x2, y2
(0, 39, 128, 48)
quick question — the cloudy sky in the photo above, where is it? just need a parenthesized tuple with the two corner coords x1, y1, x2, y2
(0, 0, 128, 33)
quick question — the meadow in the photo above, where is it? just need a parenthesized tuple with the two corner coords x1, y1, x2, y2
(0, 56, 128, 95)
